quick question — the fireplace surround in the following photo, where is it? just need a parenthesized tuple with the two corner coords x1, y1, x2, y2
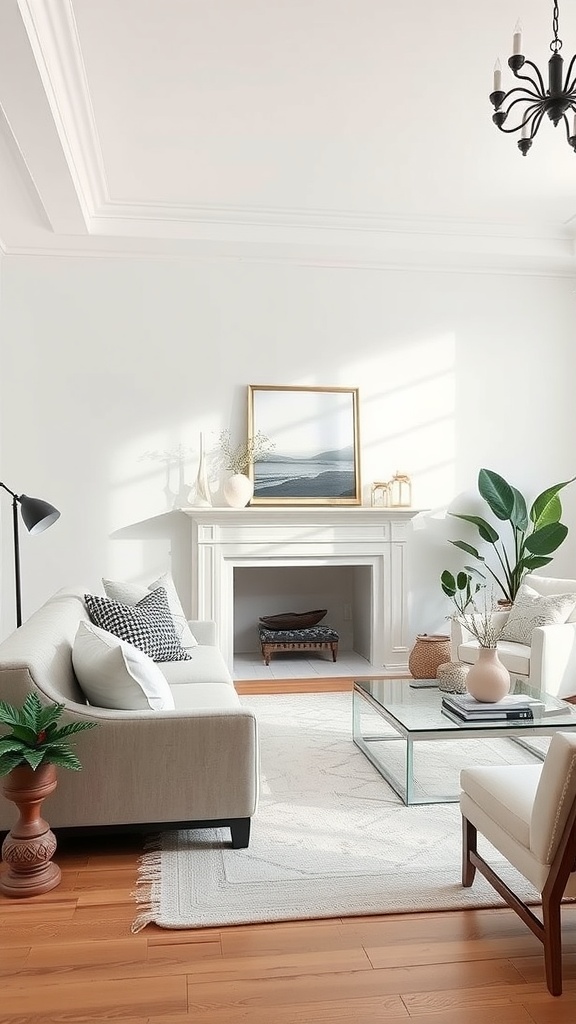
(182, 507, 420, 673)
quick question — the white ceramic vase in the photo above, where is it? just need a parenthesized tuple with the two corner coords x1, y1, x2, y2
(466, 646, 511, 703)
(192, 432, 212, 507)
(223, 473, 254, 508)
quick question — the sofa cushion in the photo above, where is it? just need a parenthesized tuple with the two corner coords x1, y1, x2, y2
(85, 588, 191, 663)
(102, 572, 198, 651)
(72, 621, 176, 711)
(169, 681, 240, 710)
(500, 583, 576, 645)
(160, 646, 233, 687)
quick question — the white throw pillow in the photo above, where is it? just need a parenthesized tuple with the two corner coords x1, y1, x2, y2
(72, 620, 175, 711)
(499, 583, 576, 645)
(102, 571, 198, 649)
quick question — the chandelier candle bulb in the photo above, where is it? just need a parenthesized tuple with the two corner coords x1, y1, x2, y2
(493, 58, 502, 91)
(513, 20, 522, 55)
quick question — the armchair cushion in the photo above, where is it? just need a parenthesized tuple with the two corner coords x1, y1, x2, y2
(499, 584, 576, 645)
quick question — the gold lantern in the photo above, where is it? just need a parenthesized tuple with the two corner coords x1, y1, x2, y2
(371, 481, 391, 507)
(389, 472, 412, 508)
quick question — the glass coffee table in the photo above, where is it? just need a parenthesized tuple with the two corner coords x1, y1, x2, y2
(352, 678, 576, 805)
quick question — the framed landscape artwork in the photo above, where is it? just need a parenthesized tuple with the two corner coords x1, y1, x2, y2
(248, 385, 361, 505)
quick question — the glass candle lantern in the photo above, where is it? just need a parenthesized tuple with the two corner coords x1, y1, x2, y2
(389, 472, 412, 507)
(371, 481, 391, 507)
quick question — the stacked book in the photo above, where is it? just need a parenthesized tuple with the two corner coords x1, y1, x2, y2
(441, 691, 545, 722)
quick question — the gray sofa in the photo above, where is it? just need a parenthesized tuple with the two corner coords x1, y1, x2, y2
(0, 587, 259, 847)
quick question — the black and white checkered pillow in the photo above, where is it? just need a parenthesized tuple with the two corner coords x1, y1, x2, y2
(84, 588, 192, 663)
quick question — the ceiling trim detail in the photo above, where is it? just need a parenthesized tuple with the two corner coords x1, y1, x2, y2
(18, 0, 108, 220)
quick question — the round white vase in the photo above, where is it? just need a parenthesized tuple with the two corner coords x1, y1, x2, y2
(466, 647, 511, 703)
(223, 473, 254, 508)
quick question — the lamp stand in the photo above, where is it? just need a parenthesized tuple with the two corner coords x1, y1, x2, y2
(12, 494, 22, 628)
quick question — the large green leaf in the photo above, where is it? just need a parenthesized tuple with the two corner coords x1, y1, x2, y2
(449, 513, 499, 544)
(0, 753, 25, 776)
(509, 486, 528, 531)
(36, 702, 66, 732)
(6, 723, 39, 744)
(441, 570, 456, 596)
(478, 469, 515, 521)
(0, 738, 27, 755)
(521, 555, 553, 571)
(449, 539, 486, 560)
(51, 721, 97, 739)
(530, 477, 576, 527)
(42, 747, 83, 770)
(20, 748, 46, 770)
(463, 564, 487, 582)
(0, 701, 27, 728)
(523, 522, 568, 556)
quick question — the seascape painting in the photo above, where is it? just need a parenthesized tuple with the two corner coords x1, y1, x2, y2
(248, 386, 361, 505)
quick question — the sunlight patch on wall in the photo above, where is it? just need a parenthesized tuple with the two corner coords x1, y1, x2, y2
(356, 332, 456, 509)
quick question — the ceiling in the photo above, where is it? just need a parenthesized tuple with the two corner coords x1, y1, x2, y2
(0, 0, 575, 272)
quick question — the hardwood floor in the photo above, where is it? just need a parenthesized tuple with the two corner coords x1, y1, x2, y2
(2, 683, 576, 1022)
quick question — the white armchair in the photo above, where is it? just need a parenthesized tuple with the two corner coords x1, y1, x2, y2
(460, 731, 576, 995)
(450, 574, 576, 700)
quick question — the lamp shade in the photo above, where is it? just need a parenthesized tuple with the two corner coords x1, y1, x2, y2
(19, 494, 60, 535)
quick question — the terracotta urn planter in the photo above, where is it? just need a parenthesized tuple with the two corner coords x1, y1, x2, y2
(0, 763, 61, 897)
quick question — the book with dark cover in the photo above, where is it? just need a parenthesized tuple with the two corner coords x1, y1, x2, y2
(441, 699, 534, 722)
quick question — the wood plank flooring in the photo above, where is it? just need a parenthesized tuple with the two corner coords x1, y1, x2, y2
(1, 682, 576, 1022)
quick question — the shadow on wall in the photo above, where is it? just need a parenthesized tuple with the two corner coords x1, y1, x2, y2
(109, 510, 192, 617)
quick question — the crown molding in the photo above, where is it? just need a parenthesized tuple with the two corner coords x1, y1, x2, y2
(17, 0, 107, 220)
(1, 238, 574, 278)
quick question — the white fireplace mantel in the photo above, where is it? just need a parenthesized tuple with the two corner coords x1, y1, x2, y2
(181, 506, 422, 673)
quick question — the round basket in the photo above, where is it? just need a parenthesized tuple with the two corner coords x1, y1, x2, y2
(408, 634, 451, 679)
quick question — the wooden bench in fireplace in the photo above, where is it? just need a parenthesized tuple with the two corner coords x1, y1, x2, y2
(258, 609, 339, 666)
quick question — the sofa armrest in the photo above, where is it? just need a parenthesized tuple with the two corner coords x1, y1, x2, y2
(0, 703, 259, 831)
(188, 620, 217, 645)
(530, 621, 576, 699)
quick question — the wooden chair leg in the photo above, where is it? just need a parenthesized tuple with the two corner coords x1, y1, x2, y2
(462, 815, 477, 887)
(542, 893, 563, 996)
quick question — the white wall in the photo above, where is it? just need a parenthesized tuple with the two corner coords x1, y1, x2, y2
(1, 254, 575, 639)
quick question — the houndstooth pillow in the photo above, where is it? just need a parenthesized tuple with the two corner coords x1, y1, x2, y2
(499, 583, 576, 645)
(84, 588, 192, 662)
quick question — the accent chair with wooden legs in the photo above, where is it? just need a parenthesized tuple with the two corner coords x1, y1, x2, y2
(460, 731, 576, 996)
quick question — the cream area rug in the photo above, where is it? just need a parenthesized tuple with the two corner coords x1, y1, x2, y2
(132, 691, 545, 931)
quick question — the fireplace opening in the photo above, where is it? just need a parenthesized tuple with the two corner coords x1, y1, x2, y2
(233, 564, 373, 661)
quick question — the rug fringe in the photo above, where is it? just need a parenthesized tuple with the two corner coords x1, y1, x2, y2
(131, 833, 162, 933)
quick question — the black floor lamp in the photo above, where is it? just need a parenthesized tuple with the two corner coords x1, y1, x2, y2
(0, 482, 60, 628)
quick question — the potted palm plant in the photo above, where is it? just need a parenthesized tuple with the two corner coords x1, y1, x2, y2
(448, 468, 576, 604)
(0, 693, 96, 897)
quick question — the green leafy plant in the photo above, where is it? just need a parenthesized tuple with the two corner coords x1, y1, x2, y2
(448, 468, 576, 603)
(0, 693, 97, 776)
(440, 569, 484, 617)
(440, 570, 502, 648)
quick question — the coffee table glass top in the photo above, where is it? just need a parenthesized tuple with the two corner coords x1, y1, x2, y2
(352, 678, 576, 804)
(354, 678, 576, 734)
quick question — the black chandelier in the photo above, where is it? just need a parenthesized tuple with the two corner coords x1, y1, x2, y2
(489, 1, 576, 155)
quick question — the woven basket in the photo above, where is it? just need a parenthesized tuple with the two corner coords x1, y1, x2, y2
(408, 634, 451, 679)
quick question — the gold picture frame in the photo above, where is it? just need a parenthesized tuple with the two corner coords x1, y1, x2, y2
(248, 385, 361, 506)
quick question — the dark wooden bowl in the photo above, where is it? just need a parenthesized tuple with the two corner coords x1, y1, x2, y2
(258, 609, 328, 631)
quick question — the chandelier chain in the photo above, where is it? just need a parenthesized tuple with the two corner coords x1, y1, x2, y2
(551, 0, 562, 52)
